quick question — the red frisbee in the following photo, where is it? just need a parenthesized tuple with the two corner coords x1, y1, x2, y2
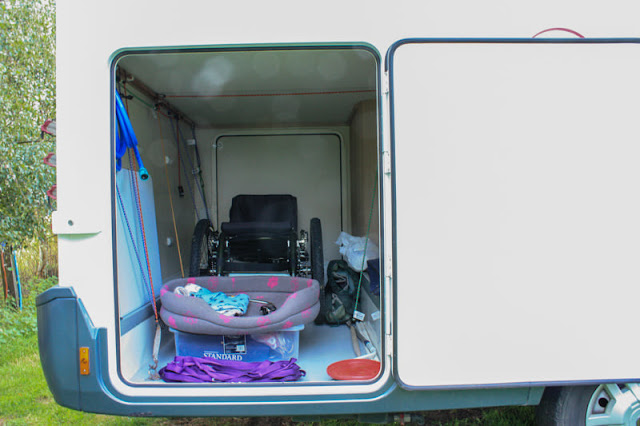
(327, 359, 381, 381)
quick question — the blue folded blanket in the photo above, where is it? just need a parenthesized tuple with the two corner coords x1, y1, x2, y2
(175, 283, 250, 316)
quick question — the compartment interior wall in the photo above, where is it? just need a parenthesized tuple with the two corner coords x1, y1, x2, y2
(120, 90, 197, 283)
(349, 100, 379, 245)
(197, 127, 351, 263)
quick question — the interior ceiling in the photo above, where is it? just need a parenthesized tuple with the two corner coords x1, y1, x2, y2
(119, 49, 378, 128)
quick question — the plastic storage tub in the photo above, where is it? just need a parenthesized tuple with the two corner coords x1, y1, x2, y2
(171, 325, 303, 362)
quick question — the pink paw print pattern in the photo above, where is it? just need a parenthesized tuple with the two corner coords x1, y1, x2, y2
(184, 316, 198, 325)
(283, 293, 297, 306)
(187, 277, 196, 285)
(282, 321, 293, 329)
(307, 279, 313, 288)
(231, 277, 236, 290)
(256, 316, 272, 328)
(267, 276, 279, 289)
(219, 314, 232, 324)
(168, 316, 177, 328)
(160, 285, 169, 297)
(301, 308, 313, 318)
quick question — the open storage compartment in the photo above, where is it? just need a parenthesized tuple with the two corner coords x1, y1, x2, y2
(112, 46, 382, 385)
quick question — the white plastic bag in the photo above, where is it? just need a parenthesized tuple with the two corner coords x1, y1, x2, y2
(335, 232, 379, 272)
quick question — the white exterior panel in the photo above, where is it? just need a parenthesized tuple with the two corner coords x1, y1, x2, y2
(55, 0, 640, 397)
(392, 42, 640, 387)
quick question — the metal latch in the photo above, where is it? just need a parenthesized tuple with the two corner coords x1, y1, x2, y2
(51, 211, 102, 236)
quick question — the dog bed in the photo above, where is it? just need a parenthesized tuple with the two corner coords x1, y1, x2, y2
(160, 275, 320, 335)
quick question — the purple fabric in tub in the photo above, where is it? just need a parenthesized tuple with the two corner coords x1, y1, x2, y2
(160, 276, 320, 335)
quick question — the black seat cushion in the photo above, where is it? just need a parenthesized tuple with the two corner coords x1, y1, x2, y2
(220, 195, 298, 266)
(228, 194, 297, 232)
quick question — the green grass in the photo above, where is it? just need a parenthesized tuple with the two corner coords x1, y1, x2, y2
(0, 277, 151, 425)
(0, 332, 133, 425)
(0, 277, 536, 425)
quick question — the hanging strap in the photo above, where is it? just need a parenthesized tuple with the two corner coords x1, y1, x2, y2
(177, 122, 209, 221)
(189, 125, 212, 222)
(171, 117, 200, 219)
(352, 170, 378, 320)
(148, 323, 162, 380)
(156, 113, 185, 278)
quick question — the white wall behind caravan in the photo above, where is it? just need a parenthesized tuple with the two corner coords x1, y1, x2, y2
(55, 0, 640, 397)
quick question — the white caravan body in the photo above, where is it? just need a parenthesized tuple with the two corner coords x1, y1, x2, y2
(37, 0, 640, 421)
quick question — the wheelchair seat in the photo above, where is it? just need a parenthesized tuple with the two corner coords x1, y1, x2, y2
(218, 194, 298, 274)
(221, 194, 297, 236)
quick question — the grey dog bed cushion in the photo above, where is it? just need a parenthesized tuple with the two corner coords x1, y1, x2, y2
(160, 275, 320, 335)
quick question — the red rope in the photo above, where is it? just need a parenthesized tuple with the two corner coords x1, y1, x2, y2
(130, 161, 158, 322)
(121, 84, 158, 322)
(532, 28, 585, 38)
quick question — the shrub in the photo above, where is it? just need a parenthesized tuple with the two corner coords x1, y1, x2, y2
(0, 276, 57, 346)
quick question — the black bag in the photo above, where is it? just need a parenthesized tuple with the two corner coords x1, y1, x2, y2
(315, 260, 360, 325)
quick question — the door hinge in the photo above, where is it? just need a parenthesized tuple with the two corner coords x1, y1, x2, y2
(383, 72, 390, 95)
(384, 273, 393, 340)
(383, 151, 392, 176)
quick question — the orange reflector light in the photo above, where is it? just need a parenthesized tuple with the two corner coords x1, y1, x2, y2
(79, 347, 90, 375)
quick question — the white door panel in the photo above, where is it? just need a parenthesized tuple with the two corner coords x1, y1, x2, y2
(391, 41, 640, 388)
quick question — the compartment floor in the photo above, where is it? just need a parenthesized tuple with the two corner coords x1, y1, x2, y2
(130, 323, 361, 383)
(298, 322, 360, 382)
